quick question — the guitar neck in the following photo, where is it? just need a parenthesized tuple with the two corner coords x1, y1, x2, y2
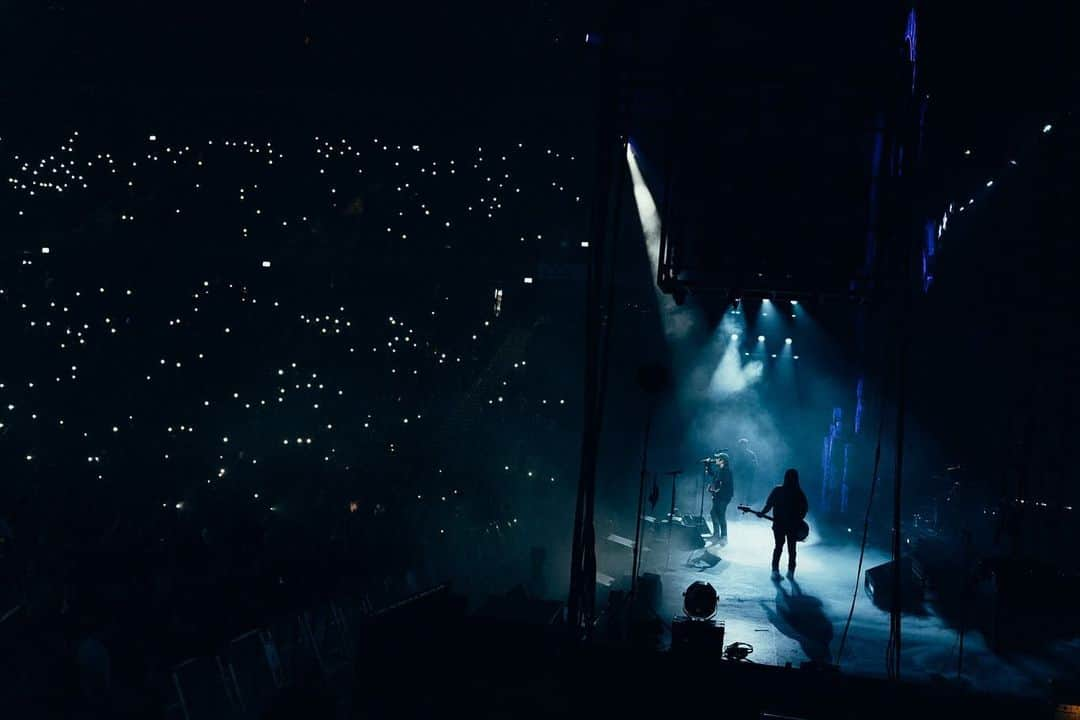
(737, 505, 773, 521)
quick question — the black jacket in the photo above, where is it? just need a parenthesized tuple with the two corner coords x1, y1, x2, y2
(709, 466, 734, 504)
(762, 485, 808, 531)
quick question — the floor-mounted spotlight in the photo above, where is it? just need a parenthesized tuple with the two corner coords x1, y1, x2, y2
(671, 581, 726, 651)
(683, 580, 718, 620)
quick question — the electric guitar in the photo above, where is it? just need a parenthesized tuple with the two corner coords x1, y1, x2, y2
(736, 505, 810, 542)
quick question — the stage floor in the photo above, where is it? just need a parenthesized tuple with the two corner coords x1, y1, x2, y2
(635, 515, 1080, 699)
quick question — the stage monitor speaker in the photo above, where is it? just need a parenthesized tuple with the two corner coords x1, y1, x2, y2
(864, 557, 924, 610)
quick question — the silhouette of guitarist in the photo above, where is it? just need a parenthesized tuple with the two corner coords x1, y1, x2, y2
(760, 468, 809, 578)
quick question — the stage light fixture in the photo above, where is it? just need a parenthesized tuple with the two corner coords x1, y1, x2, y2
(793, 355, 800, 360)
(683, 581, 718, 620)
(730, 333, 739, 340)
(785, 338, 792, 344)
(790, 300, 798, 305)
(757, 335, 765, 342)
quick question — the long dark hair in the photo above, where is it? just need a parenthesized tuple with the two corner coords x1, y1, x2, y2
(783, 468, 800, 489)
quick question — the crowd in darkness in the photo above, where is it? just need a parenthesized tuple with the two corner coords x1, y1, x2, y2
(0, 117, 589, 712)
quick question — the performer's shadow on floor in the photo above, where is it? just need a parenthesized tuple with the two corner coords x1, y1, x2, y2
(762, 578, 834, 664)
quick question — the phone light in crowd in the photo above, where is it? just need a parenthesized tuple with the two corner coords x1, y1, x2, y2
(41, 247, 50, 254)
(793, 355, 800, 360)
(790, 300, 798, 305)
(1043, 124, 1053, 134)
(523, 277, 533, 284)
(261, 260, 272, 268)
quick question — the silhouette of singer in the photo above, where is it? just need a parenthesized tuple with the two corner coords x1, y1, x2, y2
(707, 452, 734, 545)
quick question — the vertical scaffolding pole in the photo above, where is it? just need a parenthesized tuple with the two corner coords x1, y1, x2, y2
(888, 5, 926, 680)
(567, 58, 620, 640)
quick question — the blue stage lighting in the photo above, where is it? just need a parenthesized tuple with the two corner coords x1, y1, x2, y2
(730, 333, 739, 340)
(757, 335, 765, 342)
(785, 338, 792, 344)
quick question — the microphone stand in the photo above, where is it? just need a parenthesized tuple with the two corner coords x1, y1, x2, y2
(665, 470, 682, 570)
(699, 462, 709, 519)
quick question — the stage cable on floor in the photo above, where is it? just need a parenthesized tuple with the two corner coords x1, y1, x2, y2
(835, 319, 889, 668)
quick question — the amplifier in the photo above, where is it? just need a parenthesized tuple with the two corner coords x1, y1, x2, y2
(864, 557, 924, 610)
(671, 616, 725, 652)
